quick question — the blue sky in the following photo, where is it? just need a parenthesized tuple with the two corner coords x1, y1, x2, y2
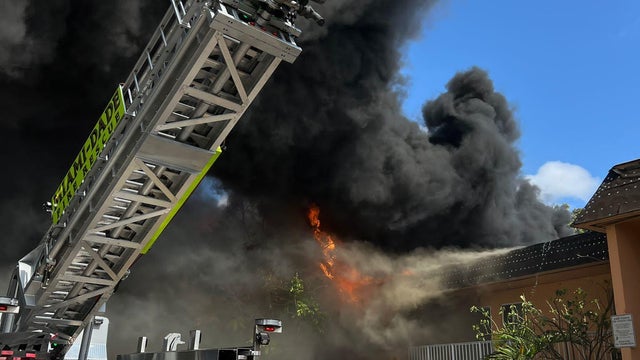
(401, 0, 640, 208)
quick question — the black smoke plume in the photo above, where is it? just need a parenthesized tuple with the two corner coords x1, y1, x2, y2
(0, 0, 168, 267)
(0, 0, 572, 358)
(213, 5, 572, 249)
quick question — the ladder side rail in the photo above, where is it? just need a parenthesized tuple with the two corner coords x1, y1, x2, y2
(40, 36, 222, 360)
(122, 3, 187, 105)
(45, 13, 296, 331)
(16, 0, 298, 332)
(122, 1, 205, 115)
(45, 2, 209, 260)
(32, 11, 217, 315)
(13, 11, 224, 351)
(2, 1, 308, 357)
(122, 8, 183, 111)
(122, 7, 180, 109)
(12, 4, 215, 337)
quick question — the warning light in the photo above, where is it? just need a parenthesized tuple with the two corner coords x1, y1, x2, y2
(255, 319, 282, 333)
(0, 297, 18, 313)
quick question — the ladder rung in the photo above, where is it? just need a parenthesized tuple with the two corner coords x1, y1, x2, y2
(160, 27, 168, 46)
(146, 50, 154, 70)
(175, 101, 196, 113)
(171, 111, 191, 119)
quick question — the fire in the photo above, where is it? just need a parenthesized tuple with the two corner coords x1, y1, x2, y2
(308, 205, 337, 279)
(307, 205, 373, 303)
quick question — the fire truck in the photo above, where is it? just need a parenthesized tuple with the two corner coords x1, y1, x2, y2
(0, 1, 323, 359)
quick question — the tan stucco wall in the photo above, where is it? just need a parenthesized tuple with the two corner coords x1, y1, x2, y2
(607, 219, 640, 360)
(474, 263, 612, 326)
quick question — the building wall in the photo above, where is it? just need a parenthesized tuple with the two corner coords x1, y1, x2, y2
(474, 263, 612, 327)
(607, 219, 640, 360)
(427, 262, 613, 347)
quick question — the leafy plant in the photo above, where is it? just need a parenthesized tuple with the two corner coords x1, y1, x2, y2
(288, 273, 326, 331)
(472, 296, 554, 359)
(472, 286, 619, 360)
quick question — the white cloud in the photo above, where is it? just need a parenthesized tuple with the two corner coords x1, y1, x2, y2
(525, 161, 601, 204)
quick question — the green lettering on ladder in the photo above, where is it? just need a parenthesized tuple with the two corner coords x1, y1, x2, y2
(51, 86, 126, 224)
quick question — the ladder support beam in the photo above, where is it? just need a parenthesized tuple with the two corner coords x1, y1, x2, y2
(156, 113, 236, 131)
(83, 235, 142, 249)
(80, 243, 119, 280)
(0, 1, 303, 357)
(184, 86, 243, 112)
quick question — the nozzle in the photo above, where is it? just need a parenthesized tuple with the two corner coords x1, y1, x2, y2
(299, 5, 325, 26)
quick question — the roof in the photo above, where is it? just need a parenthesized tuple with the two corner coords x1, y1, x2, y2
(443, 232, 609, 289)
(573, 159, 640, 232)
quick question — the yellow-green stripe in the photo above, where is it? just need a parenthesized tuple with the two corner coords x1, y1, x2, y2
(141, 147, 223, 254)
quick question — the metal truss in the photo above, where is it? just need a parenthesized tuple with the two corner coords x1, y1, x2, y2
(0, 1, 301, 358)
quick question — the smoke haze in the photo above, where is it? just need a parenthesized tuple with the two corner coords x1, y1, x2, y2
(0, 0, 573, 358)
(108, 195, 511, 358)
(213, 3, 573, 249)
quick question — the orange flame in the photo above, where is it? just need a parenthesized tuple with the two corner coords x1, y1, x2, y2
(308, 205, 336, 279)
(307, 205, 373, 303)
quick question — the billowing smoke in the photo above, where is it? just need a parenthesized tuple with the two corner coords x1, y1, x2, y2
(212, 4, 573, 249)
(108, 193, 512, 358)
(0, 0, 574, 358)
(0, 1, 155, 80)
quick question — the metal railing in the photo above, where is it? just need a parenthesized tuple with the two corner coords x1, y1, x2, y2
(409, 341, 493, 360)
(409, 340, 621, 360)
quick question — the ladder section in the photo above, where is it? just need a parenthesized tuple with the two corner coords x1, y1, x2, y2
(1, 1, 302, 358)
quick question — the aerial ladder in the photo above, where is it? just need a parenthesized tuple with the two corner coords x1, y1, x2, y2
(0, 1, 324, 359)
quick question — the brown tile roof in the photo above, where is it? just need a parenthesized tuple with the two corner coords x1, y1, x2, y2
(443, 232, 609, 289)
(573, 159, 640, 232)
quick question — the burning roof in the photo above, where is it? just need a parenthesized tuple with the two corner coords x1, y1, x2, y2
(442, 231, 609, 289)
